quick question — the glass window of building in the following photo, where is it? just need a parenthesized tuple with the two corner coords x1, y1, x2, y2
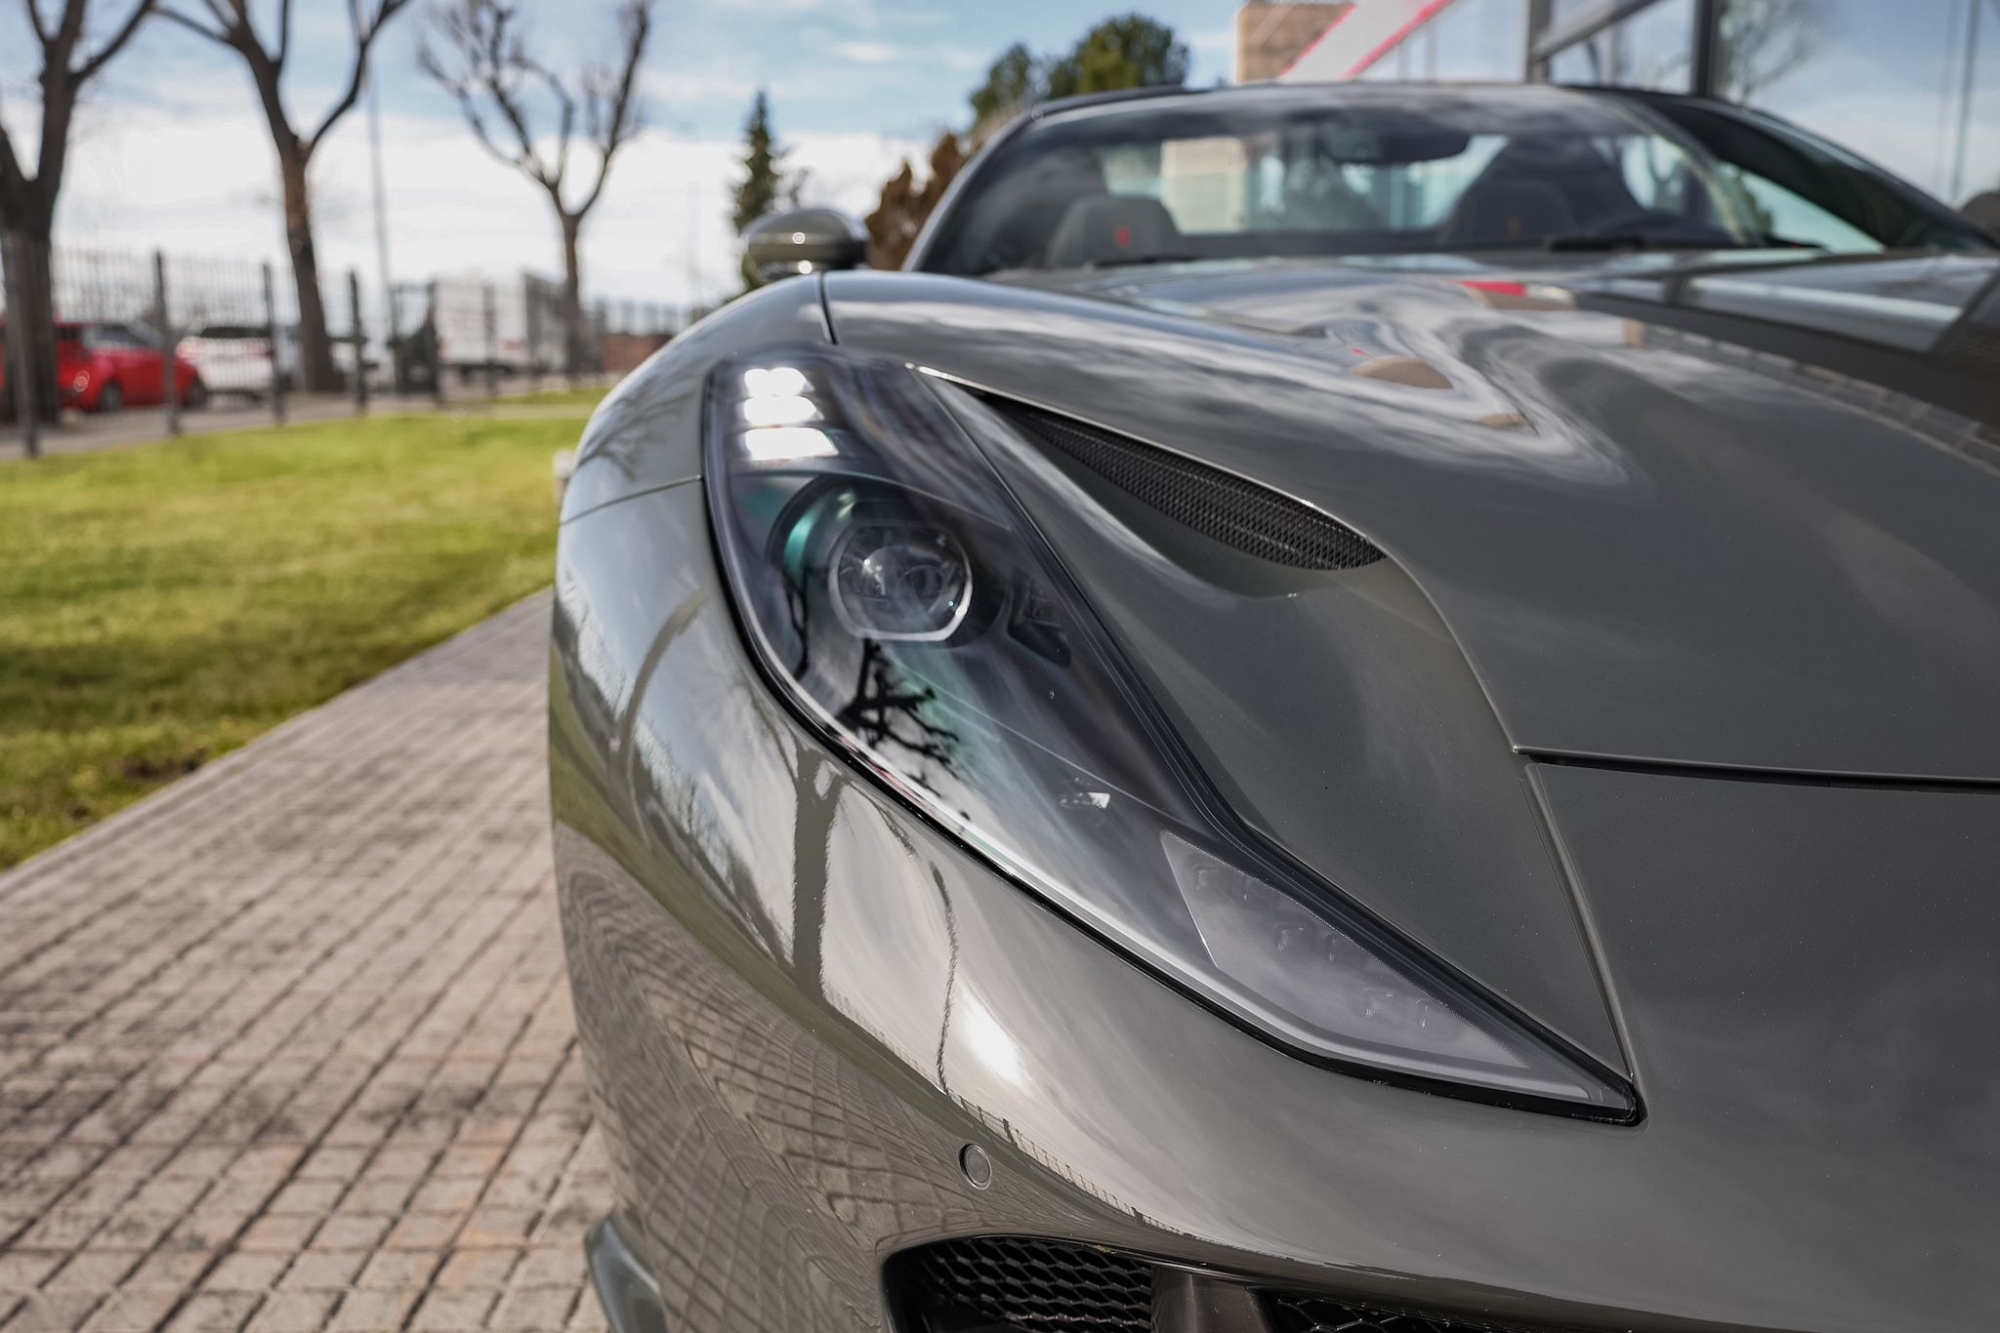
(1548, 0, 1696, 91)
(1270, 0, 1995, 217)
(1357, 0, 1528, 82)
(1720, 0, 1999, 209)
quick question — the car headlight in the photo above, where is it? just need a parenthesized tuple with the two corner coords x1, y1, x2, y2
(705, 348, 1634, 1119)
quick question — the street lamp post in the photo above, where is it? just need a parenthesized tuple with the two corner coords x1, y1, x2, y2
(665, 120, 705, 331)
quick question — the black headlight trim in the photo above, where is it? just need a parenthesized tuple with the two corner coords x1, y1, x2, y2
(979, 393, 1385, 571)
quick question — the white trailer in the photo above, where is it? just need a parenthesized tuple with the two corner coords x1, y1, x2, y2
(431, 273, 568, 377)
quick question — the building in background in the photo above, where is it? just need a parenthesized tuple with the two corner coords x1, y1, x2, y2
(1237, 3, 1354, 81)
(1258, 0, 1999, 210)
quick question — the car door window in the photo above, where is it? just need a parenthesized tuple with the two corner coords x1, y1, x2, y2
(1713, 165, 1882, 252)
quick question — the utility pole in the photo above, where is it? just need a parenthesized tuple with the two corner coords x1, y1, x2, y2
(685, 181, 701, 328)
(154, 251, 181, 438)
(1947, 0, 1987, 205)
(666, 120, 703, 330)
(367, 68, 396, 375)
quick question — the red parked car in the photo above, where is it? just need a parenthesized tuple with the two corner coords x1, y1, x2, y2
(55, 321, 205, 413)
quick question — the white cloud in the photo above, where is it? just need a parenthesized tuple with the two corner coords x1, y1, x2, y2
(47, 98, 919, 321)
(1186, 26, 1236, 57)
(835, 40, 902, 64)
(712, 0, 878, 21)
(934, 45, 985, 73)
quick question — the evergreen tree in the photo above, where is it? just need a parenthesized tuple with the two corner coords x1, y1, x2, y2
(969, 43, 1043, 134)
(733, 91, 787, 282)
(1044, 15, 1188, 100)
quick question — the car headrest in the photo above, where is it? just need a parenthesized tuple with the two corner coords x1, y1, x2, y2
(1441, 178, 1575, 249)
(1044, 194, 1184, 269)
(1963, 191, 2000, 239)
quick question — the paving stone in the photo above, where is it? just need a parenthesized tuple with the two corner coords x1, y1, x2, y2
(162, 1289, 260, 1332)
(489, 1285, 579, 1331)
(324, 1288, 419, 1332)
(77, 1286, 187, 1332)
(0, 598, 609, 1332)
(407, 1288, 499, 1332)
(203, 1250, 290, 1292)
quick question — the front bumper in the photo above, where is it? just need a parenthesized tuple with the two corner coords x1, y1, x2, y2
(583, 1218, 667, 1333)
(553, 482, 2000, 1333)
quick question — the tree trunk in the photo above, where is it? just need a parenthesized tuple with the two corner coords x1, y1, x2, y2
(1, 226, 61, 427)
(560, 211, 584, 379)
(278, 149, 340, 394)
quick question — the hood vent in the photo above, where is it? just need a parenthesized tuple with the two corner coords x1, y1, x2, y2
(983, 396, 1384, 571)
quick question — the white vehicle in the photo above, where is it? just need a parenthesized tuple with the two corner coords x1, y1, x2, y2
(176, 324, 291, 399)
(176, 324, 378, 398)
(431, 274, 567, 378)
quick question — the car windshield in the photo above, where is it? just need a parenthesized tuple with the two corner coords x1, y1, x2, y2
(922, 86, 1996, 277)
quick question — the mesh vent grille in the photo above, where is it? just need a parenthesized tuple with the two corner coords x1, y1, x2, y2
(1265, 1292, 1527, 1333)
(986, 398, 1384, 571)
(899, 1237, 1152, 1332)
(895, 1239, 1559, 1333)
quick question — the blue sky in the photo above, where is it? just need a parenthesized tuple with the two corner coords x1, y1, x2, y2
(612, 0, 1241, 141)
(2, 0, 1991, 313)
(101, 0, 1243, 139)
(0, 1, 1243, 311)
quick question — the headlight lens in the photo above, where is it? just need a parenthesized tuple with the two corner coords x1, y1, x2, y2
(705, 348, 1633, 1118)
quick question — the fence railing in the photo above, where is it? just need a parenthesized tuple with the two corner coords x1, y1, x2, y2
(1, 244, 684, 458)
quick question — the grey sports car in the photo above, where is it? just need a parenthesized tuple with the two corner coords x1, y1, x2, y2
(549, 83, 2000, 1333)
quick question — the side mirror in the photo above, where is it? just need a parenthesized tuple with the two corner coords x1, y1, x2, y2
(744, 208, 869, 285)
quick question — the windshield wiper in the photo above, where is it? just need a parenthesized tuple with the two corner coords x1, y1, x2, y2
(1544, 234, 1752, 252)
(1079, 252, 1206, 270)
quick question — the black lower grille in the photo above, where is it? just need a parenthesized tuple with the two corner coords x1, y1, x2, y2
(897, 1236, 1153, 1332)
(896, 1238, 1557, 1333)
(1265, 1293, 1488, 1333)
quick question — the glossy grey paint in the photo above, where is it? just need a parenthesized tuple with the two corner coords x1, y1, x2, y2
(552, 197, 2000, 1331)
(825, 263, 2000, 781)
(559, 276, 830, 520)
(552, 480, 2000, 1332)
(941, 384, 1623, 1069)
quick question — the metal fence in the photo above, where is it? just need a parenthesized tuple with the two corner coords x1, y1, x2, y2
(1, 244, 683, 458)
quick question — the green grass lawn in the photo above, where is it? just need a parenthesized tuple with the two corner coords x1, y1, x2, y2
(0, 409, 585, 870)
(503, 385, 611, 410)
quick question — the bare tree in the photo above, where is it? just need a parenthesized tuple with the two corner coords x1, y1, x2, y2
(1716, 0, 1823, 104)
(158, 0, 413, 393)
(0, 0, 154, 432)
(419, 0, 653, 375)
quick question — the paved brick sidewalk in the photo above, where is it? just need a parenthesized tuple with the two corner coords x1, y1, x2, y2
(0, 595, 612, 1332)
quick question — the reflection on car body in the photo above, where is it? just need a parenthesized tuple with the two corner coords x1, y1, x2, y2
(554, 82, 2000, 1333)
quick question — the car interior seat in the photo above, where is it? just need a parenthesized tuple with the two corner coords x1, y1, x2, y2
(1440, 177, 1576, 248)
(1044, 194, 1186, 269)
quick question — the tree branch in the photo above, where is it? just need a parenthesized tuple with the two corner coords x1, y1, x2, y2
(26, 0, 55, 47)
(419, 1, 565, 189)
(0, 119, 25, 202)
(573, 0, 651, 219)
(420, 0, 651, 231)
(307, 0, 411, 154)
(77, 0, 159, 85)
(154, 3, 235, 47)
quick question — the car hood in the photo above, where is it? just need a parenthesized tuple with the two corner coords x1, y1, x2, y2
(825, 253, 2000, 781)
